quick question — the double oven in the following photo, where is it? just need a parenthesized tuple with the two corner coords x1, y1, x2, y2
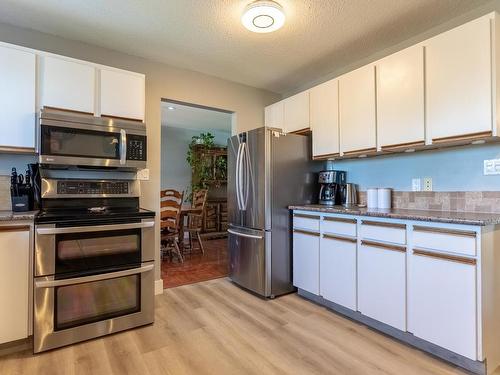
(33, 108, 154, 353)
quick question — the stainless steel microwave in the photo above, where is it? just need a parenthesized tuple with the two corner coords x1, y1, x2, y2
(38, 107, 147, 170)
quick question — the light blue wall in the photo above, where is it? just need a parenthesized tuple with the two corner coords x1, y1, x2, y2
(0, 154, 37, 176)
(327, 143, 500, 191)
(160, 126, 230, 193)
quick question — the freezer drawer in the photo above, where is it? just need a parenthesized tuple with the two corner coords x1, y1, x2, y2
(228, 226, 270, 297)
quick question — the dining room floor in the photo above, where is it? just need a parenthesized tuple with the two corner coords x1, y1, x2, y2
(161, 237, 228, 289)
(0, 278, 469, 375)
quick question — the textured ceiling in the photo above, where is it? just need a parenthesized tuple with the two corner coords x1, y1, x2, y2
(0, 0, 493, 94)
(161, 101, 232, 132)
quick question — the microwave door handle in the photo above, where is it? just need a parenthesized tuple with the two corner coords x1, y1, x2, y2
(36, 220, 154, 235)
(120, 129, 127, 165)
(34, 263, 154, 289)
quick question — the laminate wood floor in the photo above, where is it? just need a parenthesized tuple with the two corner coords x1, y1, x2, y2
(0, 278, 468, 375)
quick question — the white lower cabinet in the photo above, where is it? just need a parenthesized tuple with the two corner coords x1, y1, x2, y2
(409, 250, 477, 360)
(0, 226, 30, 344)
(357, 241, 406, 331)
(292, 229, 320, 294)
(320, 235, 356, 310)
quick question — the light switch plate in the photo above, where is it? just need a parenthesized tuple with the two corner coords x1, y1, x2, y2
(484, 159, 500, 175)
(412, 178, 421, 192)
(423, 177, 432, 191)
(137, 168, 149, 180)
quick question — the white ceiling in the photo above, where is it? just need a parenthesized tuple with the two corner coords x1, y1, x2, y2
(0, 0, 492, 94)
(161, 101, 232, 132)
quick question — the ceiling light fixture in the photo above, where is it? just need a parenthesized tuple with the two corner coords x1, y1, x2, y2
(242, 1, 285, 33)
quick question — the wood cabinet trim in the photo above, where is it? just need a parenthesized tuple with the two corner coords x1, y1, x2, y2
(381, 140, 425, 151)
(313, 152, 340, 160)
(0, 225, 30, 232)
(413, 248, 477, 265)
(0, 146, 36, 154)
(101, 114, 144, 123)
(323, 234, 357, 243)
(361, 240, 406, 253)
(323, 216, 357, 224)
(342, 147, 377, 157)
(361, 220, 406, 229)
(293, 214, 320, 220)
(413, 225, 476, 238)
(43, 106, 93, 116)
(290, 128, 310, 135)
(293, 229, 320, 237)
(432, 131, 492, 144)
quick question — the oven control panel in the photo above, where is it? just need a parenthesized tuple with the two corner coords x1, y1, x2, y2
(57, 181, 129, 195)
(127, 135, 147, 161)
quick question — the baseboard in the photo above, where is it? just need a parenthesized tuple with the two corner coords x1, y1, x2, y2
(155, 279, 164, 295)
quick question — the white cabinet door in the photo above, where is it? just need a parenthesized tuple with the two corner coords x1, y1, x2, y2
(358, 242, 406, 330)
(100, 68, 145, 121)
(376, 45, 424, 149)
(0, 45, 36, 150)
(426, 15, 492, 142)
(409, 250, 477, 360)
(339, 65, 377, 155)
(320, 235, 356, 310)
(293, 230, 320, 295)
(283, 91, 310, 133)
(310, 79, 339, 158)
(0, 227, 30, 344)
(40, 55, 95, 114)
(264, 101, 284, 129)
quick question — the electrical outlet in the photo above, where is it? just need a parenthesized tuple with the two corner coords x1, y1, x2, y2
(484, 159, 500, 175)
(412, 178, 421, 192)
(137, 168, 149, 181)
(423, 177, 432, 191)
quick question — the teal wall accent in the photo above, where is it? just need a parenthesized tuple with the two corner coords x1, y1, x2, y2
(327, 143, 500, 191)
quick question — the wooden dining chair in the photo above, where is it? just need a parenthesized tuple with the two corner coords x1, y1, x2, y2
(160, 189, 184, 262)
(185, 189, 208, 254)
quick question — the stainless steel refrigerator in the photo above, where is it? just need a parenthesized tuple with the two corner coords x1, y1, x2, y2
(228, 127, 319, 298)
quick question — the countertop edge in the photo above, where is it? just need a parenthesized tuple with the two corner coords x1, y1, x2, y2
(289, 205, 500, 226)
(0, 211, 38, 222)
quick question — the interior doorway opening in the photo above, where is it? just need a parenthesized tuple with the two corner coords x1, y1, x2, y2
(160, 99, 234, 289)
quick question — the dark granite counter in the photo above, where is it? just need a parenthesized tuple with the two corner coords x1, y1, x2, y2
(0, 210, 37, 222)
(289, 205, 500, 226)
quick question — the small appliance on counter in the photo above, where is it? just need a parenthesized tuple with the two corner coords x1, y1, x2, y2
(343, 183, 358, 207)
(318, 170, 346, 206)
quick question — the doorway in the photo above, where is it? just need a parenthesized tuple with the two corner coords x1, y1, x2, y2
(160, 100, 233, 289)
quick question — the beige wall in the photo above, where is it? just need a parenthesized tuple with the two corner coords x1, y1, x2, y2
(0, 21, 280, 281)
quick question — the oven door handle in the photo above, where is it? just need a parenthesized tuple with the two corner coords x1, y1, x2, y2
(120, 129, 127, 165)
(34, 263, 154, 289)
(36, 220, 154, 235)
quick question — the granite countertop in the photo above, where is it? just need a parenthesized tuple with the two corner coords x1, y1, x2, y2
(0, 210, 38, 222)
(289, 204, 500, 226)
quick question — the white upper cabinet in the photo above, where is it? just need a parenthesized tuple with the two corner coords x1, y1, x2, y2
(264, 101, 284, 129)
(0, 44, 36, 150)
(310, 79, 339, 158)
(40, 55, 95, 114)
(376, 45, 425, 150)
(283, 91, 310, 133)
(426, 15, 492, 143)
(339, 65, 377, 155)
(100, 68, 145, 121)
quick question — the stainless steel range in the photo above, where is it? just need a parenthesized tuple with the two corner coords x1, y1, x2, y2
(33, 176, 155, 353)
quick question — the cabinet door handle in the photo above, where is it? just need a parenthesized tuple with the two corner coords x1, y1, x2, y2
(323, 234, 357, 243)
(323, 217, 357, 224)
(413, 225, 476, 238)
(413, 248, 476, 265)
(361, 240, 406, 253)
(361, 220, 406, 229)
(293, 229, 320, 237)
(432, 131, 492, 144)
(294, 214, 320, 220)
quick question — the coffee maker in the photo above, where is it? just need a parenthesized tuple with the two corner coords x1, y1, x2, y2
(318, 170, 346, 206)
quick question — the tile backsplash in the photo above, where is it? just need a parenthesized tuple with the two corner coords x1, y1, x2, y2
(0, 175, 11, 210)
(358, 191, 500, 213)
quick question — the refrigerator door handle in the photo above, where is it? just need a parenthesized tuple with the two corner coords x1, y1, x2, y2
(227, 228, 263, 239)
(237, 142, 246, 211)
(235, 143, 243, 210)
(242, 142, 250, 210)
